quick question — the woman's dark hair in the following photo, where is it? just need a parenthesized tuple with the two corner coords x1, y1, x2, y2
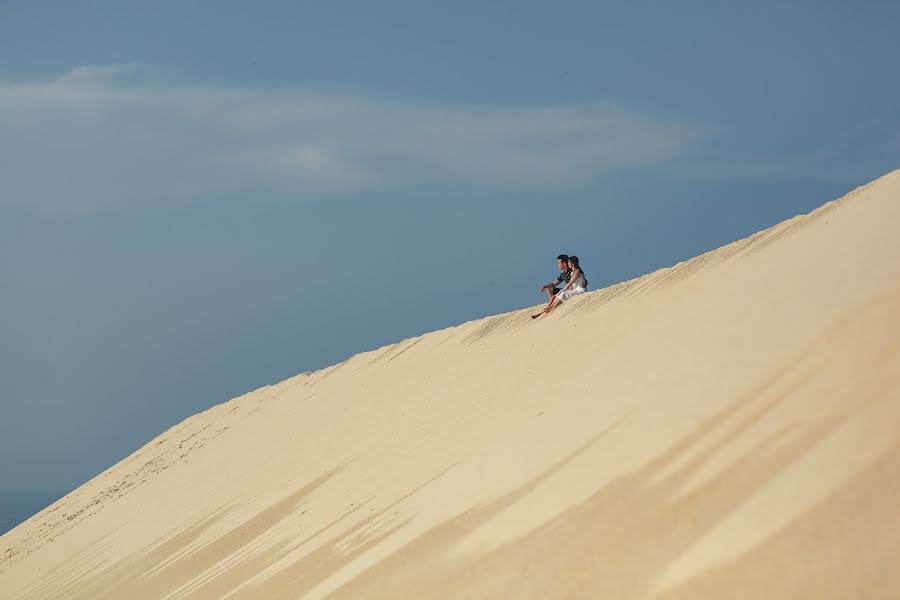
(568, 255, 581, 271)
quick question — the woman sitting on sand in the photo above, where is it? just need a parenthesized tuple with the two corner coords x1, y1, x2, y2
(532, 256, 587, 319)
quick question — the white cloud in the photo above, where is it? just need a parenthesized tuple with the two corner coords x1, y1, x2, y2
(0, 64, 706, 213)
(54, 62, 142, 86)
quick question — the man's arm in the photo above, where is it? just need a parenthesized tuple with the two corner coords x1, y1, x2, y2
(540, 278, 562, 292)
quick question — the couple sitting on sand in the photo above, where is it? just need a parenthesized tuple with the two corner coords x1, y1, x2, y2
(532, 254, 588, 319)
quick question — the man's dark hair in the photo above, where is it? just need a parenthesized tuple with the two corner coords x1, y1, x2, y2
(557, 254, 569, 262)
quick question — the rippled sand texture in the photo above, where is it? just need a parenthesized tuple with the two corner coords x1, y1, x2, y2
(2, 170, 899, 599)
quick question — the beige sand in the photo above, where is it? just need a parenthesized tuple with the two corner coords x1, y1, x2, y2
(2, 170, 900, 599)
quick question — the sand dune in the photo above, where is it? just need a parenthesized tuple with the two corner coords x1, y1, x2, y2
(2, 170, 899, 599)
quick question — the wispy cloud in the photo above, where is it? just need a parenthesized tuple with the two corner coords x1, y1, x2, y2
(0, 64, 706, 213)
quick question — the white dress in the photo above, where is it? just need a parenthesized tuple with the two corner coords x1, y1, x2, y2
(556, 272, 586, 302)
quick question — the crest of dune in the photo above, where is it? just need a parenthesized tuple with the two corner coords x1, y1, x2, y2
(2, 169, 900, 599)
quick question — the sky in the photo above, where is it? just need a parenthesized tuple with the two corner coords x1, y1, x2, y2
(1, 0, 898, 494)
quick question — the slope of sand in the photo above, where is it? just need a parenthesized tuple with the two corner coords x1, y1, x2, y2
(2, 170, 900, 599)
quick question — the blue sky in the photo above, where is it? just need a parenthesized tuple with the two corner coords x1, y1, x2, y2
(1, 0, 898, 493)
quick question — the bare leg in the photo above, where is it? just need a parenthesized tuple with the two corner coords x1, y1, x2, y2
(533, 294, 563, 319)
(544, 287, 557, 305)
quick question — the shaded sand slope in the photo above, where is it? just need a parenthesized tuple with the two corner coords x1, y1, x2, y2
(2, 170, 900, 599)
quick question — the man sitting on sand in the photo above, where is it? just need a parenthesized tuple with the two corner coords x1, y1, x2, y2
(538, 254, 573, 306)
